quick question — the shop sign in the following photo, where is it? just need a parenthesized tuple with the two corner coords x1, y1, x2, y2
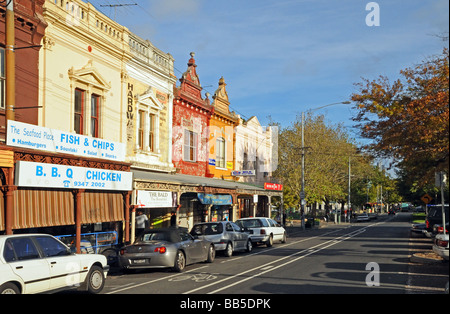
(208, 158, 216, 166)
(264, 182, 283, 191)
(7, 120, 126, 162)
(15, 161, 132, 191)
(197, 193, 232, 205)
(231, 170, 255, 176)
(136, 190, 176, 208)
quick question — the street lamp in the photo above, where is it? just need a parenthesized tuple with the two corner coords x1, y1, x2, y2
(300, 101, 351, 228)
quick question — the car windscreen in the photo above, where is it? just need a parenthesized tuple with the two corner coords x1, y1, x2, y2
(191, 223, 223, 236)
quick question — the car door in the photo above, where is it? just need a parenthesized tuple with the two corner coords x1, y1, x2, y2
(230, 222, 246, 250)
(33, 235, 82, 290)
(179, 230, 203, 263)
(4, 237, 51, 294)
(268, 219, 284, 241)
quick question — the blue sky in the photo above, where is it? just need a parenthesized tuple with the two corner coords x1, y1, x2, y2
(88, 0, 449, 145)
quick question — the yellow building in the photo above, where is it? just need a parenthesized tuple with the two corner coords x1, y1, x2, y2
(39, 0, 132, 143)
(208, 77, 239, 179)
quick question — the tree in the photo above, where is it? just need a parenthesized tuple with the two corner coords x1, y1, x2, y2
(274, 113, 375, 213)
(351, 48, 449, 186)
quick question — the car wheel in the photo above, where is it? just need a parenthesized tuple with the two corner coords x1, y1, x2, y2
(246, 239, 253, 252)
(0, 283, 20, 294)
(224, 242, 233, 257)
(206, 245, 215, 263)
(281, 232, 287, 243)
(86, 265, 105, 294)
(266, 235, 273, 247)
(174, 250, 186, 272)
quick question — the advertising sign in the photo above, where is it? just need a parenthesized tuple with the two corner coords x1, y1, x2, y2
(7, 120, 126, 162)
(15, 161, 132, 191)
(231, 170, 255, 176)
(264, 182, 283, 191)
(197, 193, 232, 205)
(136, 191, 176, 208)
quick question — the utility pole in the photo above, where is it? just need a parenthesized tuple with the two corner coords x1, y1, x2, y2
(300, 112, 305, 230)
(5, 0, 15, 122)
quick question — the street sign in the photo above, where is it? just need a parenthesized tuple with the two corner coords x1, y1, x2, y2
(420, 194, 433, 204)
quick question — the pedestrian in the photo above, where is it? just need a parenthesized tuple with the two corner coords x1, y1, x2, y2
(135, 210, 148, 238)
(170, 211, 177, 227)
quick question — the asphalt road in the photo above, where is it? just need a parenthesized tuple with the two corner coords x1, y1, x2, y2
(100, 213, 448, 299)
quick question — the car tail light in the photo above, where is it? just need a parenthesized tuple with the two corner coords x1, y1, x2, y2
(154, 247, 166, 254)
(437, 226, 449, 234)
(426, 220, 430, 229)
(119, 248, 126, 255)
(260, 229, 266, 235)
(436, 239, 449, 247)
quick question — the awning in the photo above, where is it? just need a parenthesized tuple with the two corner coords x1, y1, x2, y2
(197, 193, 232, 205)
(132, 169, 281, 196)
(13, 189, 74, 229)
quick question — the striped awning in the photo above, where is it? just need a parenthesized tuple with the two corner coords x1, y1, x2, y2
(81, 191, 124, 224)
(13, 189, 74, 229)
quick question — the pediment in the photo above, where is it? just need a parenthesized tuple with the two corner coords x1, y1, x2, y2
(136, 90, 165, 111)
(68, 61, 111, 90)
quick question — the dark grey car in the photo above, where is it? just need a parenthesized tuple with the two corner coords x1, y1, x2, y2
(190, 221, 252, 257)
(118, 228, 215, 272)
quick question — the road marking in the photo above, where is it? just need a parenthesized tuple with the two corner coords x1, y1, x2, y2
(106, 265, 209, 294)
(183, 227, 368, 294)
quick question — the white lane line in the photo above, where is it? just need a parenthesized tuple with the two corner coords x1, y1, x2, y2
(183, 227, 367, 294)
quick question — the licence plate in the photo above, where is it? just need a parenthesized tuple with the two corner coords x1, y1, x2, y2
(132, 259, 147, 264)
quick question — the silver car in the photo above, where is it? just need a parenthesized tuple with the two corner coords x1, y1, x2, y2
(118, 228, 215, 272)
(190, 221, 252, 257)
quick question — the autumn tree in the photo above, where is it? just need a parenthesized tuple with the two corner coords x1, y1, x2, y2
(351, 48, 449, 187)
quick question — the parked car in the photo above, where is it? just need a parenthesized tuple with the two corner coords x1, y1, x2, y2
(433, 233, 449, 260)
(410, 223, 427, 236)
(356, 213, 370, 222)
(235, 217, 286, 247)
(118, 228, 215, 272)
(190, 221, 252, 257)
(0, 234, 109, 294)
(425, 205, 449, 237)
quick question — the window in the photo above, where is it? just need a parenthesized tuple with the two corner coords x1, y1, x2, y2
(184, 130, 197, 162)
(216, 137, 226, 168)
(34, 236, 70, 257)
(149, 113, 155, 152)
(74, 88, 84, 134)
(4, 238, 41, 262)
(0, 48, 5, 109)
(137, 110, 145, 149)
(90, 94, 100, 138)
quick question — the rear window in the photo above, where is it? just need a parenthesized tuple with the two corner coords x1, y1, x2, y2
(236, 219, 268, 228)
(191, 223, 223, 236)
(140, 231, 175, 242)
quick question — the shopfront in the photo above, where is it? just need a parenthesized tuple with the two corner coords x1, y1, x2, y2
(1, 121, 133, 253)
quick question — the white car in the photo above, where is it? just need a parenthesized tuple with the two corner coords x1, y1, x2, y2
(356, 213, 370, 222)
(0, 234, 109, 294)
(433, 233, 449, 260)
(235, 217, 287, 247)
